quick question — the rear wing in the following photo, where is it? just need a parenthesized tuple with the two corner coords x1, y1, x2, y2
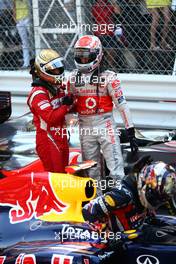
(0, 91, 11, 124)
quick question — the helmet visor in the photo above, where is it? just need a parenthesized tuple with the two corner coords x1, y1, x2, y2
(74, 48, 97, 64)
(43, 57, 64, 75)
(163, 172, 176, 196)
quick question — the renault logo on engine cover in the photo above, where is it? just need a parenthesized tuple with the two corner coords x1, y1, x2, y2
(137, 255, 160, 264)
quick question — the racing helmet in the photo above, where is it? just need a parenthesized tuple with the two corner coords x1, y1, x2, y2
(74, 35, 103, 72)
(137, 161, 176, 209)
(35, 49, 64, 85)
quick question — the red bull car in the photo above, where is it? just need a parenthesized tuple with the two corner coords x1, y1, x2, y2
(1, 91, 176, 263)
(1, 156, 176, 264)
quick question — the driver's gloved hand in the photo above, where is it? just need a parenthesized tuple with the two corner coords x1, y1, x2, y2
(62, 95, 74, 106)
(126, 127, 138, 153)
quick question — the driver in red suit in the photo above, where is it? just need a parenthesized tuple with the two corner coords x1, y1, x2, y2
(83, 156, 176, 243)
(27, 49, 73, 172)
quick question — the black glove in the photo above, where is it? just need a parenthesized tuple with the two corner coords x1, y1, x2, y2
(62, 95, 74, 106)
(126, 127, 138, 153)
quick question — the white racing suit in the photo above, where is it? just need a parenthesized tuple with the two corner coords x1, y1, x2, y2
(67, 69, 134, 186)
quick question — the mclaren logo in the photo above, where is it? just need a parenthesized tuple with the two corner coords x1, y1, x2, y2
(136, 255, 160, 264)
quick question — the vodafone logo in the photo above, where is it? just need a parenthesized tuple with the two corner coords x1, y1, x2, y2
(136, 255, 160, 264)
(85, 97, 96, 109)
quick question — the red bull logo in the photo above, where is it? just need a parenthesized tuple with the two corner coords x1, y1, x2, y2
(0, 172, 67, 224)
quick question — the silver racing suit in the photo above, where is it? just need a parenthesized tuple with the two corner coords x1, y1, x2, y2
(67, 69, 134, 186)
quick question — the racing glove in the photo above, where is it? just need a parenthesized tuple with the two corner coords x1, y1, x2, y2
(126, 127, 138, 153)
(62, 95, 74, 106)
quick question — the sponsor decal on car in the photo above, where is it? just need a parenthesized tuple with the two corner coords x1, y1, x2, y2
(0, 172, 67, 224)
(136, 255, 160, 264)
(0, 254, 73, 264)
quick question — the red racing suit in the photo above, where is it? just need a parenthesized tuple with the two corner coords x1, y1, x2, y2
(27, 85, 70, 173)
(67, 69, 134, 187)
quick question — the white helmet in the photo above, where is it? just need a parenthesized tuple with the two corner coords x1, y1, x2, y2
(35, 49, 64, 85)
(74, 35, 103, 72)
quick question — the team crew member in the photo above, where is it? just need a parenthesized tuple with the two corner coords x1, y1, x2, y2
(67, 35, 138, 186)
(27, 49, 73, 172)
(83, 157, 176, 243)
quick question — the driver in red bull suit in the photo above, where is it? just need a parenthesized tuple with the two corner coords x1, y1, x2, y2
(67, 35, 138, 189)
(27, 49, 73, 172)
(82, 156, 176, 243)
